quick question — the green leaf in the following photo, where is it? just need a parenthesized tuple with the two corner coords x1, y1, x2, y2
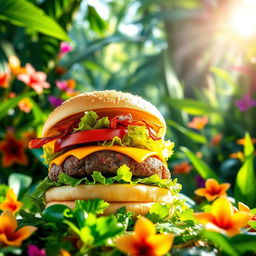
(8, 173, 32, 199)
(181, 147, 220, 181)
(58, 173, 88, 187)
(43, 204, 71, 223)
(167, 120, 207, 143)
(202, 231, 239, 256)
(91, 172, 106, 184)
(243, 132, 254, 157)
(0, 91, 36, 120)
(75, 199, 109, 215)
(146, 203, 172, 223)
(0, 184, 9, 203)
(87, 5, 108, 35)
(231, 234, 256, 254)
(0, 0, 69, 40)
(166, 98, 220, 115)
(114, 165, 132, 183)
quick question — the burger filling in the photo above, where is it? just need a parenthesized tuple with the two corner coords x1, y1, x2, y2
(48, 151, 170, 181)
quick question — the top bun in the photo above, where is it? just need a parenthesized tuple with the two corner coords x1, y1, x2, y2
(42, 90, 166, 137)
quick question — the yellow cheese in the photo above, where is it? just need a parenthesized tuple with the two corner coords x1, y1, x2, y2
(50, 145, 166, 168)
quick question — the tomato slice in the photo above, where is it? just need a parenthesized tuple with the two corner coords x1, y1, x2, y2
(54, 128, 127, 153)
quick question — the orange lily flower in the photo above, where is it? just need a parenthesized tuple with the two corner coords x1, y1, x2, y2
(18, 98, 32, 113)
(0, 210, 37, 246)
(115, 216, 174, 256)
(194, 196, 251, 236)
(236, 202, 256, 230)
(0, 129, 28, 167)
(8, 56, 26, 75)
(173, 162, 192, 175)
(188, 116, 208, 130)
(0, 72, 10, 88)
(194, 178, 230, 201)
(0, 188, 23, 214)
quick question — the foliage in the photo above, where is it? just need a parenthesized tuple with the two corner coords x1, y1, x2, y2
(0, 0, 256, 255)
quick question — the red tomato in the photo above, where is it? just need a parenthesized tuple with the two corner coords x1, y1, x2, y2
(54, 128, 127, 153)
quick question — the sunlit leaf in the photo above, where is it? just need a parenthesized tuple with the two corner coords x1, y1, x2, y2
(234, 133, 255, 207)
(0, 0, 69, 40)
(8, 173, 32, 199)
(181, 147, 220, 181)
(167, 120, 207, 143)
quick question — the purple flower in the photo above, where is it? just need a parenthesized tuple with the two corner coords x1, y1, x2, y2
(48, 95, 63, 107)
(235, 94, 256, 112)
(28, 245, 46, 256)
(195, 175, 205, 188)
(60, 42, 72, 55)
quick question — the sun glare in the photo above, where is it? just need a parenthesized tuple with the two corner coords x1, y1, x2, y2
(229, 1, 256, 38)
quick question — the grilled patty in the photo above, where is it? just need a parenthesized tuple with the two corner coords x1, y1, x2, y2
(48, 150, 170, 181)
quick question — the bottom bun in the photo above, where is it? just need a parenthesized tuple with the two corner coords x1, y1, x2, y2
(46, 201, 161, 216)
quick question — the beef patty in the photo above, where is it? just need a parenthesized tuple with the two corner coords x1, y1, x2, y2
(48, 150, 170, 181)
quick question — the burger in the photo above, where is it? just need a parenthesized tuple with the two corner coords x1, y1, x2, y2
(30, 90, 179, 216)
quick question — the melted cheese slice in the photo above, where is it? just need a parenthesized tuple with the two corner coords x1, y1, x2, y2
(50, 145, 166, 168)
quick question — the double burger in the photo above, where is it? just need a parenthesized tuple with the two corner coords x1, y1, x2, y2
(30, 90, 177, 215)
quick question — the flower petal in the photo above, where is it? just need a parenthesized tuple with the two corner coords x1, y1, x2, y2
(0, 210, 17, 234)
(219, 183, 230, 194)
(115, 234, 137, 254)
(194, 212, 215, 224)
(194, 188, 207, 196)
(238, 202, 251, 213)
(205, 223, 229, 236)
(231, 212, 251, 228)
(211, 196, 233, 227)
(205, 179, 219, 190)
(15, 226, 37, 242)
(205, 193, 218, 202)
(134, 217, 156, 240)
(147, 234, 174, 255)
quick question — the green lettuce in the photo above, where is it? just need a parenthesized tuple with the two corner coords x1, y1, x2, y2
(31, 165, 181, 208)
(73, 111, 110, 132)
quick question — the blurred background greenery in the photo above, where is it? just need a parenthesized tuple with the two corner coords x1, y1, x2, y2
(0, 0, 255, 206)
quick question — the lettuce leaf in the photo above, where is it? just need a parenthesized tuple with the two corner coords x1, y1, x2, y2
(73, 111, 110, 132)
(31, 165, 181, 208)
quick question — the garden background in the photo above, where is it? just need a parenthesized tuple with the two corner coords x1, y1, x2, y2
(0, 0, 256, 255)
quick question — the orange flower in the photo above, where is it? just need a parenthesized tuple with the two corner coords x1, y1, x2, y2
(0, 188, 23, 214)
(115, 217, 174, 256)
(194, 178, 230, 201)
(59, 249, 71, 256)
(194, 196, 251, 236)
(188, 116, 208, 130)
(230, 152, 245, 161)
(211, 133, 223, 146)
(18, 98, 32, 113)
(236, 202, 256, 230)
(0, 72, 10, 88)
(0, 129, 28, 167)
(173, 162, 192, 175)
(0, 210, 37, 246)
(8, 56, 26, 75)
(236, 138, 256, 145)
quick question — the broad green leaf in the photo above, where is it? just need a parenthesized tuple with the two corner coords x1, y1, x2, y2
(8, 173, 32, 199)
(181, 147, 220, 181)
(0, 91, 36, 120)
(231, 234, 256, 254)
(243, 132, 254, 157)
(202, 231, 239, 256)
(145, 203, 172, 223)
(43, 204, 71, 223)
(234, 153, 255, 207)
(166, 98, 220, 115)
(87, 5, 108, 35)
(0, 0, 69, 40)
(167, 120, 207, 143)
